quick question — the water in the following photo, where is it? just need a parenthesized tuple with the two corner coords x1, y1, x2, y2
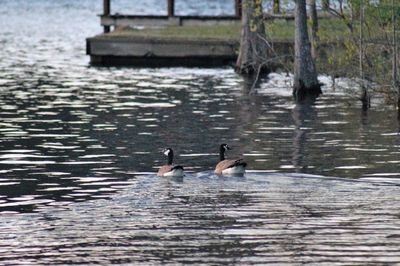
(2, 173, 400, 265)
(0, 0, 400, 264)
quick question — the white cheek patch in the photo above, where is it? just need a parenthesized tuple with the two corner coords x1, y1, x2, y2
(164, 149, 170, 156)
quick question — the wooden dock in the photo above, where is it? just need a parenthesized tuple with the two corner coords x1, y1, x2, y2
(86, 28, 295, 67)
(87, 0, 243, 67)
(86, 0, 294, 67)
(87, 31, 240, 67)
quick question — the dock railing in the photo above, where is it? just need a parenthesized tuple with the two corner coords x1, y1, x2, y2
(101, 0, 243, 33)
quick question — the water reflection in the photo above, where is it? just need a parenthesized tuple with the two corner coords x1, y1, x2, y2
(291, 99, 317, 173)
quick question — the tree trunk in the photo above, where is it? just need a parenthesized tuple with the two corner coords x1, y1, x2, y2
(236, 0, 270, 76)
(309, 0, 319, 60)
(293, 0, 321, 99)
(273, 0, 280, 14)
(392, 0, 400, 110)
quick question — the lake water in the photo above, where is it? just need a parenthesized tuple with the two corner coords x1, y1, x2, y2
(0, 0, 400, 265)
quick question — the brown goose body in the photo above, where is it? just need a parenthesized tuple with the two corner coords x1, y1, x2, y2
(157, 148, 184, 177)
(157, 164, 184, 177)
(214, 144, 247, 175)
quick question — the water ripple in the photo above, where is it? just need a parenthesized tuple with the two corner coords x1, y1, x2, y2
(1, 173, 400, 264)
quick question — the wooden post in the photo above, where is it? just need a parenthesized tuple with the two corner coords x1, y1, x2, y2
(103, 0, 111, 33)
(168, 0, 175, 17)
(235, 0, 242, 18)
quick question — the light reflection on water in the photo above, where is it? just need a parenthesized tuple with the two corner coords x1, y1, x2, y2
(1, 172, 400, 265)
(1, 0, 400, 264)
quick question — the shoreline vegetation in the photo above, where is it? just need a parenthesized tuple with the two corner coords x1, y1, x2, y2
(92, 0, 400, 107)
(97, 20, 398, 105)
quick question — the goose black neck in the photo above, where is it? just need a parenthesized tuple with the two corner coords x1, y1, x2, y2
(167, 150, 174, 165)
(219, 145, 225, 161)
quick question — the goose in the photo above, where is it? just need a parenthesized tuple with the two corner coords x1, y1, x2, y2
(157, 148, 184, 177)
(214, 143, 247, 175)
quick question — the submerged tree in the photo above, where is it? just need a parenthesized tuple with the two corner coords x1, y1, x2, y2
(236, 0, 271, 76)
(293, 0, 321, 99)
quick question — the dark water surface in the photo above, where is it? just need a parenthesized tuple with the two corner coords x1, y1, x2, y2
(1, 0, 400, 265)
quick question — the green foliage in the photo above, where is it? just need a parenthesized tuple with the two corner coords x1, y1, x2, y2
(344, 40, 357, 61)
(352, 0, 399, 87)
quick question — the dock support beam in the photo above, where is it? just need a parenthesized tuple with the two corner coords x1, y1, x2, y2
(168, 0, 175, 17)
(103, 0, 111, 33)
(235, 0, 242, 18)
